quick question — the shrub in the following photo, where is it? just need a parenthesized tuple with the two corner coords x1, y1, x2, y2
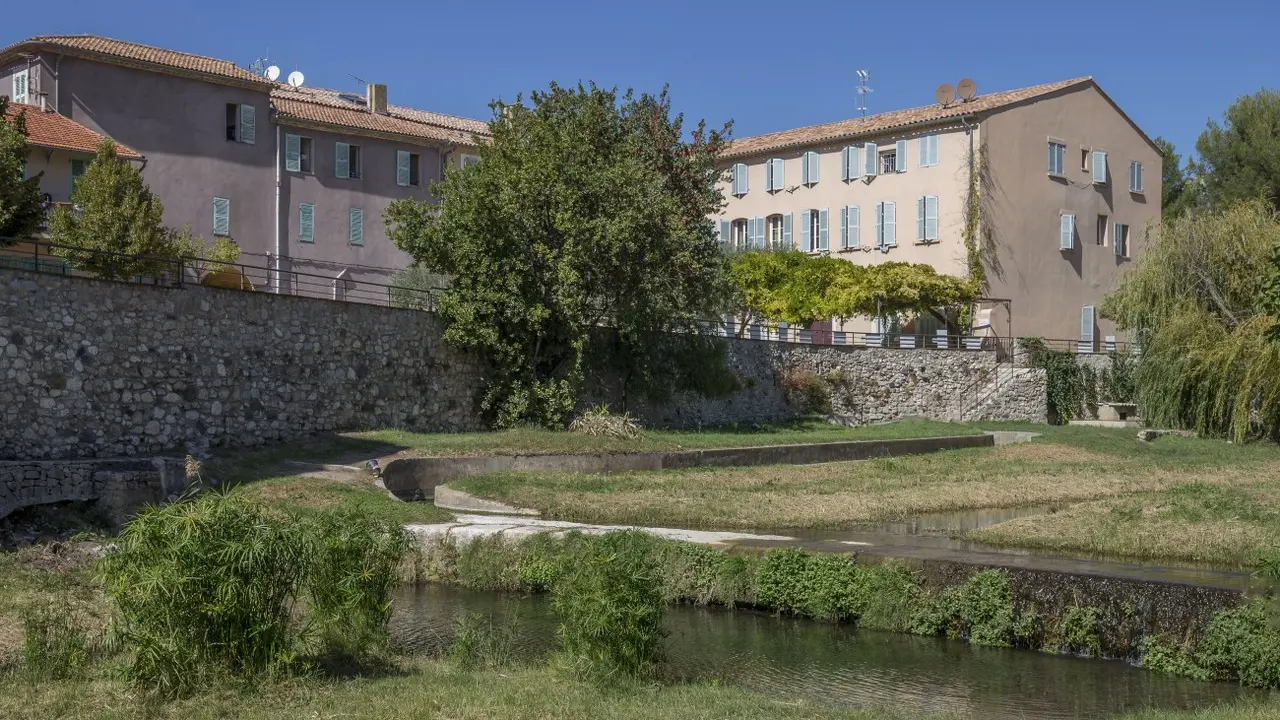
(96, 491, 411, 696)
(910, 569, 1015, 646)
(568, 404, 642, 439)
(551, 531, 667, 682)
(21, 606, 90, 680)
(781, 371, 832, 416)
(449, 611, 517, 670)
(303, 511, 411, 659)
(1059, 604, 1102, 656)
(1140, 635, 1209, 680)
(1195, 599, 1280, 689)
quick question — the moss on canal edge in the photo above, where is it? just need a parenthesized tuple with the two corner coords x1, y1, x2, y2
(403, 532, 1280, 690)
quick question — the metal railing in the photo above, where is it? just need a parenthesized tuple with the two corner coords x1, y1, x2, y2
(0, 239, 438, 310)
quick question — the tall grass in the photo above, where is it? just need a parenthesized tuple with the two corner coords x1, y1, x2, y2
(20, 606, 91, 680)
(96, 490, 410, 696)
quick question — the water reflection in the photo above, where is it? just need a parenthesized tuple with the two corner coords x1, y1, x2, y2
(391, 584, 1259, 720)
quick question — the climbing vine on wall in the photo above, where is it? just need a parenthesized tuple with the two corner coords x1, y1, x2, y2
(1018, 338, 1097, 423)
(960, 143, 993, 331)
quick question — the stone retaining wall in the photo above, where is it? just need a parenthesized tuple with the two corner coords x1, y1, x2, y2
(0, 457, 187, 521)
(2, 268, 1046, 461)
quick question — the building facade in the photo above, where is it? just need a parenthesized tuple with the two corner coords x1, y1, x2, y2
(716, 77, 1161, 345)
(0, 34, 488, 294)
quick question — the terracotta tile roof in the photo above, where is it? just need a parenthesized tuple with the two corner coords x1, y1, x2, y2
(724, 77, 1094, 159)
(0, 35, 272, 87)
(271, 85, 488, 147)
(3, 102, 141, 159)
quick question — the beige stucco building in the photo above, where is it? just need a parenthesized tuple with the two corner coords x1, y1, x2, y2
(716, 77, 1161, 345)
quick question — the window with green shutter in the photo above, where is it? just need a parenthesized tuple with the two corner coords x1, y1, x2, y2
(285, 134, 302, 173)
(239, 104, 256, 145)
(349, 208, 364, 245)
(335, 142, 350, 179)
(397, 151, 412, 187)
(213, 197, 231, 237)
(299, 203, 315, 243)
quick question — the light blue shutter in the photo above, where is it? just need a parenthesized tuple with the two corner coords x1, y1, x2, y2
(884, 201, 896, 245)
(818, 209, 829, 250)
(1114, 223, 1124, 256)
(841, 147, 851, 180)
(738, 163, 749, 194)
(1137, 163, 1144, 191)
(840, 205, 849, 247)
(895, 139, 907, 172)
(1092, 151, 1107, 183)
(810, 152, 820, 184)
(349, 208, 364, 245)
(12, 70, 27, 104)
(335, 142, 350, 179)
(848, 206, 860, 248)
(931, 135, 940, 165)
(917, 197, 926, 242)
(239, 104, 256, 145)
(285, 134, 301, 172)
(801, 153, 810, 184)
(299, 203, 314, 242)
(1081, 306, 1096, 343)
(397, 151, 411, 186)
(864, 143, 878, 176)
(850, 146, 861, 179)
(766, 160, 775, 190)
(783, 213, 793, 247)
(1060, 214, 1075, 250)
(918, 137, 928, 168)
(212, 197, 230, 236)
(753, 217, 764, 248)
(719, 219, 730, 244)
(925, 196, 939, 241)
(800, 209, 812, 250)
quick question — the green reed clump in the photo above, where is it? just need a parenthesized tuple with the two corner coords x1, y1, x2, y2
(551, 531, 667, 683)
(20, 606, 91, 680)
(449, 611, 519, 670)
(96, 490, 410, 696)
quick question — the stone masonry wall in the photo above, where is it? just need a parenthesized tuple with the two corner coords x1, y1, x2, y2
(2, 268, 1045, 461)
(0, 457, 187, 521)
(2, 269, 484, 460)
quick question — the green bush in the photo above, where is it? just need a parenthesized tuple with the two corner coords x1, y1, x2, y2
(449, 611, 517, 670)
(96, 491, 411, 696)
(303, 511, 411, 658)
(551, 531, 667, 682)
(21, 606, 90, 680)
(1140, 635, 1209, 680)
(1059, 604, 1102, 656)
(1195, 599, 1280, 688)
(910, 570, 1015, 646)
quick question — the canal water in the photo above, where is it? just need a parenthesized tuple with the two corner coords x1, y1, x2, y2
(390, 584, 1260, 720)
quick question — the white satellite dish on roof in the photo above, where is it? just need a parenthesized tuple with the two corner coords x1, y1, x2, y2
(287, 70, 305, 88)
(265, 65, 281, 81)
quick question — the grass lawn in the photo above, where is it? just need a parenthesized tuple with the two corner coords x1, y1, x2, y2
(232, 473, 452, 525)
(450, 426, 1280, 543)
(354, 417, 981, 457)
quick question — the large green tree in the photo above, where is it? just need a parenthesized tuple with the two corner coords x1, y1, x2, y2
(50, 140, 177, 280)
(0, 97, 46, 242)
(1194, 89, 1280, 211)
(1153, 136, 1197, 219)
(386, 84, 731, 427)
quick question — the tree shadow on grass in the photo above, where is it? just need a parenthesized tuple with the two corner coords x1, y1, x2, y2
(204, 434, 413, 488)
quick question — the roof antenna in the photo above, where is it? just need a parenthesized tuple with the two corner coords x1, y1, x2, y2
(349, 73, 369, 92)
(855, 70, 873, 117)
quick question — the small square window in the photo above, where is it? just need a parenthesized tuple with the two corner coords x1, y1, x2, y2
(348, 145, 362, 179)
(1048, 142, 1066, 175)
(409, 153, 421, 186)
(731, 219, 748, 250)
(1081, 149, 1090, 172)
(767, 214, 786, 246)
(225, 104, 239, 141)
(461, 154, 480, 168)
(880, 151, 897, 175)
(1097, 215, 1108, 246)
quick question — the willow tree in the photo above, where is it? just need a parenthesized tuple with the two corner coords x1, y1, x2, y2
(1103, 199, 1280, 440)
(386, 84, 731, 427)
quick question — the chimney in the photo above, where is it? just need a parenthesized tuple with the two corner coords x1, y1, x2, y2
(367, 83, 388, 114)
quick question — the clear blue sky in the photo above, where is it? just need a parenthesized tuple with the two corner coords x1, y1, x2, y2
(7, 0, 1278, 165)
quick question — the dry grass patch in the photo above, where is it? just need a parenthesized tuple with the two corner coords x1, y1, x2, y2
(234, 474, 452, 525)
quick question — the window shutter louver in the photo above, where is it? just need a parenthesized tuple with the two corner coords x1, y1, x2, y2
(849, 206, 860, 248)
(918, 137, 928, 168)
(875, 204, 883, 247)
(896, 139, 907, 172)
(841, 147, 851, 180)
(925, 196, 939, 241)
(349, 208, 364, 245)
(818, 209, 829, 250)
(397, 151, 411, 186)
(840, 205, 849, 247)
(12, 70, 27, 104)
(1060, 214, 1075, 250)
(851, 146, 861, 179)
(299, 203, 314, 242)
(1114, 223, 1124, 256)
(800, 210, 812, 250)
(864, 143, 878, 176)
(1092, 151, 1107, 183)
(285, 134, 301, 172)
(335, 142, 350, 179)
(239, 104, 256, 145)
(918, 197, 926, 242)
(810, 152, 820, 184)
(212, 197, 230, 236)
(783, 213, 793, 247)
(931, 135, 940, 165)
(719, 219, 730, 244)
(1081, 306, 1096, 344)
(884, 201, 896, 245)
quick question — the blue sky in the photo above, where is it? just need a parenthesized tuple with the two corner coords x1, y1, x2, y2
(6, 0, 1278, 166)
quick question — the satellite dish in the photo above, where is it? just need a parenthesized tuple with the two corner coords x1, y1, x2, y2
(957, 78, 977, 101)
(935, 83, 956, 107)
(265, 65, 281, 81)
(287, 70, 305, 88)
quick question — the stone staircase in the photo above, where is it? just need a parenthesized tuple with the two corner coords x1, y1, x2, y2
(958, 365, 1047, 422)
